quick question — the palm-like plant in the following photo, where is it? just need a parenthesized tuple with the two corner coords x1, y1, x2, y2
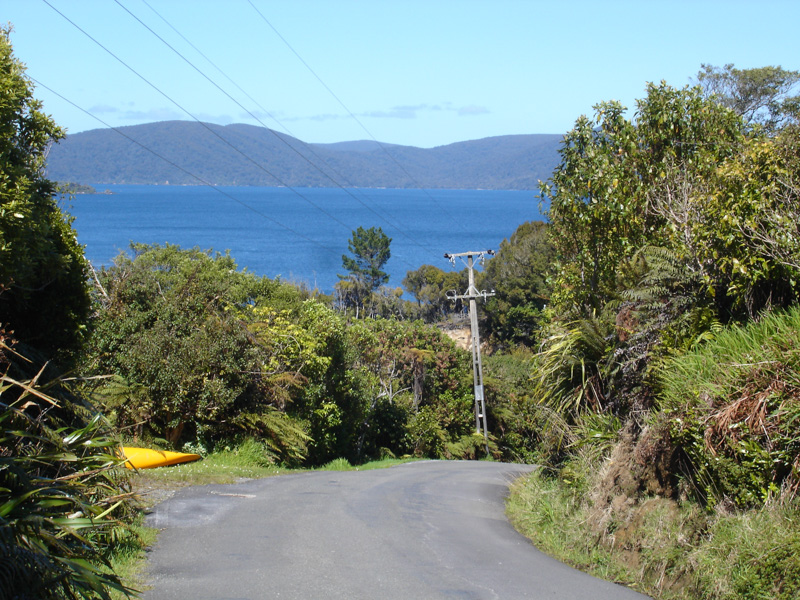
(1, 341, 135, 600)
(532, 315, 611, 418)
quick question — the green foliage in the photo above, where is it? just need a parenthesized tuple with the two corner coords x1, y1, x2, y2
(405, 406, 447, 457)
(531, 314, 613, 417)
(509, 460, 800, 600)
(1, 357, 135, 600)
(364, 285, 410, 320)
(286, 302, 363, 465)
(83, 241, 508, 468)
(346, 318, 473, 460)
(529, 78, 790, 466)
(86, 244, 314, 463)
(337, 226, 392, 313)
(227, 410, 310, 467)
(318, 457, 352, 471)
(603, 246, 720, 415)
(694, 136, 800, 315)
(503, 67, 800, 599)
(540, 100, 642, 312)
(483, 350, 541, 463)
(217, 437, 281, 468)
(0, 27, 89, 360)
(658, 306, 800, 507)
(506, 470, 634, 587)
(402, 264, 467, 322)
(621, 246, 718, 352)
(444, 432, 494, 461)
(57, 182, 96, 195)
(542, 82, 747, 315)
(479, 221, 554, 347)
(692, 501, 800, 600)
(132, 440, 293, 488)
(697, 63, 800, 133)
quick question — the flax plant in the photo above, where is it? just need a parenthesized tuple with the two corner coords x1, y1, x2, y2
(1, 348, 136, 599)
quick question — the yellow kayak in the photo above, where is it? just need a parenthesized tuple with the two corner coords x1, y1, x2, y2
(121, 447, 201, 470)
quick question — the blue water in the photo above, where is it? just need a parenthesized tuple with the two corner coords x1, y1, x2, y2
(61, 185, 543, 294)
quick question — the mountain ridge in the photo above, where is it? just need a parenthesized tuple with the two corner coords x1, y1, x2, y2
(45, 121, 563, 190)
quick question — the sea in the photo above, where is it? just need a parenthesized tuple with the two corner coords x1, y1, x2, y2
(61, 185, 545, 294)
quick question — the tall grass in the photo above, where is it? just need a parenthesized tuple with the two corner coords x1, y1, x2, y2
(507, 469, 800, 599)
(657, 305, 800, 506)
(692, 500, 800, 600)
(506, 469, 637, 588)
(507, 305, 800, 598)
(658, 305, 800, 412)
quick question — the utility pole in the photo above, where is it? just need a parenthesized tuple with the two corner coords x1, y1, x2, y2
(444, 250, 495, 456)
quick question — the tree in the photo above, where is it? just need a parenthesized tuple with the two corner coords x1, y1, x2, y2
(1, 344, 136, 600)
(478, 221, 555, 347)
(88, 244, 311, 460)
(337, 226, 392, 314)
(0, 27, 89, 360)
(691, 134, 800, 314)
(402, 264, 466, 321)
(697, 63, 800, 133)
(541, 83, 747, 314)
(346, 318, 474, 460)
(540, 100, 641, 312)
(340, 226, 392, 290)
(0, 30, 135, 600)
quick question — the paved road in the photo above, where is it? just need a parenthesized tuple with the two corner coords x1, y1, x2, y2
(142, 460, 649, 599)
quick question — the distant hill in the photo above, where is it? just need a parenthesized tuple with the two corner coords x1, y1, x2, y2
(45, 121, 563, 190)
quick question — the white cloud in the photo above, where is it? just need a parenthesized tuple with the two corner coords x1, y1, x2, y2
(358, 103, 486, 120)
(87, 104, 121, 115)
(87, 105, 185, 123)
(260, 102, 491, 126)
(457, 105, 490, 116)
(307, 113, 348, 122)
(361, 106, 419, 119)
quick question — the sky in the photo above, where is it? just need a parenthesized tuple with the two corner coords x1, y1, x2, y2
(4, 0, 800, 149)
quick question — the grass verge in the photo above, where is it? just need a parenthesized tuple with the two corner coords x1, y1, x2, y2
(315, 457, 419, 471)
(505, 468, 637, 589)
(506, 468, 800, 599)
(107, 521, 158, 600)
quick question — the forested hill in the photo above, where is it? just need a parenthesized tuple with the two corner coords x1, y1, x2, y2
(45, 121, 562, 190)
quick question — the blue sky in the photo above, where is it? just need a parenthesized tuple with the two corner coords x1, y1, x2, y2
(5, 0, 800, 148)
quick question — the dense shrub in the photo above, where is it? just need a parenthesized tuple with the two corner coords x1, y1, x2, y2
(346, 317, 475, 460)
(1, 344, 135, 600)
(0, 28, 90, 361)
(658, 306, 800, 506)
(86, 244, 312, 462)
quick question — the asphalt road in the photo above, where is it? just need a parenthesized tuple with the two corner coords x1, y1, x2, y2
(142, 460, 650, 599)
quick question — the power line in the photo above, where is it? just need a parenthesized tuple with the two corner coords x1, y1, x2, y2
(40, 0, 481, 276)
(33, 74, 440, 282)
(246, 0, 487, 251)
(118, 0, 445, 265)
(43, 0, 358, 237)
(139, 0, 288, 136)
(32, 76, 337, 255)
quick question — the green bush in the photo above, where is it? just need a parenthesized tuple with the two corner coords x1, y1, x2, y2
(692, 502, 800, 600)
(405, 406, 447, 457)
(1, 366, 135, 600)
(0, 28, 90, 361)
(319, 458, 353, 471)
(658, 306, 800, 506)
(87, 244, 317, 463)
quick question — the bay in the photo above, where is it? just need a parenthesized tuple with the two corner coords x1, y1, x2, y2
(61, 185, 543, 294)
